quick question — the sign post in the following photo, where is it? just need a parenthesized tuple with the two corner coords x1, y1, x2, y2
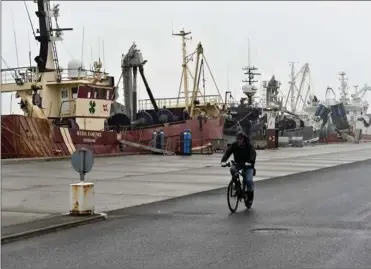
(71, 148, 94, 182)
(70, 148, 95, 215)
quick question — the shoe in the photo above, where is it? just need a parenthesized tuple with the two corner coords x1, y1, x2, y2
(246, 190, 254, 202)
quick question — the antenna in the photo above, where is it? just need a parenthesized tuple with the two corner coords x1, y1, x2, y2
(28, 31, 32, 68)
(98, 37, 101, 60)
(80, 26, 85, 68)
(227, 66, 230, 90)
(248, 37, 251, 66)
(242, 38, 260, 87)
(90, 46, 93, 70)
(102, 40, 106, 72)
(11, 7, 20, 68)
(23, 1, 36, 39)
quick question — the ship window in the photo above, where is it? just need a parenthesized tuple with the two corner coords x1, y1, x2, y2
(61, 90, 68, 99)
(106, 89, 110, 100)
(98, 88, 106, 99)
(72, 87, 78, 98)
(94, 88, 99, 98)
(77, 85, 93, 98)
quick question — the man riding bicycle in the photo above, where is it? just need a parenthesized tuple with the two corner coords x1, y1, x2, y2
(221, 131, 257, 205)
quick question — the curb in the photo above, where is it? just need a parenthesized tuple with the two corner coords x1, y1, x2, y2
(1, 213, 108, 245)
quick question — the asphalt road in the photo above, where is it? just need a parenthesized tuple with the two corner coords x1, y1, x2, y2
(3, 160, 371, 268)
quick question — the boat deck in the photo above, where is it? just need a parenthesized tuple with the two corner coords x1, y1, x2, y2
(2, 143, 371, 228)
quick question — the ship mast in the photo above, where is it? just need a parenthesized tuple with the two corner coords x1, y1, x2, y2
(288, 61, 297, 112)
(34, 0, 72, 82)
(338, 71, 348, 103)
(242, 39, 260, 86)
(173, 28, 191, 108)
(241, 42, 260, 106)
(242, 66, 260, 86)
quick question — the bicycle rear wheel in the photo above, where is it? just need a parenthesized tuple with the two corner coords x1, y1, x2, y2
(227, 179, 239, 213)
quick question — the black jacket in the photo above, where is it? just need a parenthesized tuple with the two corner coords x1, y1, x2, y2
(221, 140, 256, 168)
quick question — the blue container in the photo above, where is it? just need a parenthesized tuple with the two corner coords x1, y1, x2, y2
(183, 131, 188, 155)
(183, 129, 192, 156)
(179, 132, 185, 155)
(187, 130, 192, 155)
(179, 130, 192, 155)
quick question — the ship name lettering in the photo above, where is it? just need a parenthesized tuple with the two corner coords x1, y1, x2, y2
(77, 131, 102, 138)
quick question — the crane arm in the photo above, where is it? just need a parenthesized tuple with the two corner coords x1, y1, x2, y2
(352, 85, 371, 99)
(138, 65, 158, 112)
(203, 55, 223, 103)
(293, 64, 309, 112)
(189, 44, 202, 117)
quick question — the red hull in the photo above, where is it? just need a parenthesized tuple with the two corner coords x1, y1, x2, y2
(1, 115, 224, 159)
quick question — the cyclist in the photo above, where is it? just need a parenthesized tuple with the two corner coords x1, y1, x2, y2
(221, 131, 256, 205)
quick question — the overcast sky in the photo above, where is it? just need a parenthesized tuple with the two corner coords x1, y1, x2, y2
(1, 1, 370, 115)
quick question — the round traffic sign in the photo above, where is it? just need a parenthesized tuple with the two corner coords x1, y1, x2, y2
(71, 148, 94, 174)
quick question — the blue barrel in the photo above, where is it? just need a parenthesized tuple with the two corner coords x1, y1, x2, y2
(185, 130, 189, 155)
(179, 132, 185, 155)
(183, 130, 188, 155)
(187, 130, 192, 155)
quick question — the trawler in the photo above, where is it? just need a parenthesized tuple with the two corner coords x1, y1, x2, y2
(304, 72, 371, 143)
(1, 0, 225, 159)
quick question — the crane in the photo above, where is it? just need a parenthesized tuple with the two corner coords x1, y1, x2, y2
(351, 84, 371, 100)
(121, 43, 158, 122)
(173, 29, 223, 118)
(284, 62, 312, 114)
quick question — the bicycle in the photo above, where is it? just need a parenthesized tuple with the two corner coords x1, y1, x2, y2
(223, 160, 254, 213)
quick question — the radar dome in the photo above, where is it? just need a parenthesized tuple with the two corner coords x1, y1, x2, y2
(67, 60, 86, 79)
(242, 83, 251, 92)
(242, 83, 258, 94)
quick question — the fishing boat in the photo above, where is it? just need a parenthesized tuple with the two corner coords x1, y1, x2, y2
(223, 62, 317, 146)
(314, 72, 371, 143)
(1, 0, 225, 159)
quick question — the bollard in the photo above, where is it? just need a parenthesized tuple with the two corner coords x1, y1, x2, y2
(70, 148, 95, 216)
(69, 182, 95, 215)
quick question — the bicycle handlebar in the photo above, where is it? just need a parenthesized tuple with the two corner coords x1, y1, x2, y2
(222, 161, 256, 176)
(224, 160, 250, 167)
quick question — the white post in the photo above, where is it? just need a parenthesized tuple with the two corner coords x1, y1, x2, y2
(69, 182, 95, 215)
(69, 148, 95, 215)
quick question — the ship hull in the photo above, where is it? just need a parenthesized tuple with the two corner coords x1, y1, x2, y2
(1, 115, 224, 159)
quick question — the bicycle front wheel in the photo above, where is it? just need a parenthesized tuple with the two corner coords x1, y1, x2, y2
(227, 179, 239, 213)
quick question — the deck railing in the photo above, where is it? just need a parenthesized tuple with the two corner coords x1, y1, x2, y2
(1, 67, 110, 85)
(138, 95, 223, 110)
